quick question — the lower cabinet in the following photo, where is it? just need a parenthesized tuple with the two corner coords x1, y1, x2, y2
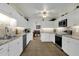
(50, 34, 55, 43)
(62, 36, 70, 55)
(41, 33, 55, 43)
(0, 43, 8, 56)
(62, 36, 79, 56)
(41, 33, 50, 42)
(8, 39, 18, 56)
(0, 36, 23, 56)
(8, 37, 23, 56)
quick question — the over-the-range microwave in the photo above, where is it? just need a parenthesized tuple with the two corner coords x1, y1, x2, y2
(59, 19, 67, 27)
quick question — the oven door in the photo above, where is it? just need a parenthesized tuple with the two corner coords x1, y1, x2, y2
(55, 35, 62, 47)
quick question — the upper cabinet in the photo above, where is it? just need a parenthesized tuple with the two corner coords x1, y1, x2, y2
(0, 4, 19, 19)
(67, 8, 79, 27)
(55, 8, 79, 27)
(0, 4, 27, 27)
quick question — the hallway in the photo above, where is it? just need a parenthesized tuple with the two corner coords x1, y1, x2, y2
(21, 37, 66, 56)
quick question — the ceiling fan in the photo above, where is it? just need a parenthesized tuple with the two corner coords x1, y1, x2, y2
(26, 5, 55, 21)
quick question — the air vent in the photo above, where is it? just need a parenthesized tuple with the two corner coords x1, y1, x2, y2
(49, 18, 56, 21)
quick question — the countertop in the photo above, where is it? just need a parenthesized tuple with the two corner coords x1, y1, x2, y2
(55, 32, 79, 40)
(63, 35, 79, 40)
(0, 39, 13, 46)
(0, 33, 26, 46)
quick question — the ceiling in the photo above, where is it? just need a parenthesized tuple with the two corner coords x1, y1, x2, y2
(11, 3, 79, 21)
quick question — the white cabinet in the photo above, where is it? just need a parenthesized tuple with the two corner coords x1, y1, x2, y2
(27, 33, 32, 45)
(62, 36, 79, 56)
(8, 39, 18, 56)
(69, 38, 79, 56)
(41, 33, 50, 42)
(41, 33, 55, 42)
(67, 8, 79, 26)
(16, 37, 23, 56)
(8, 37, 23, 56)
(62, 36, 69, 54)
(50, 34, 55, 43)
(0, 4, 27, 27)
(0, 43, 8, 56)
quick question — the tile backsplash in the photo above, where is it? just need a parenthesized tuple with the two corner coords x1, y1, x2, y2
(55, 27, 67, 34)
(72, 29, 79, 36)
(71, 26, 79, 36)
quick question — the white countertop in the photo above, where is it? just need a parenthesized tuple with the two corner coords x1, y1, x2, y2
(0, 33, 26, 46)
(63, 35, 79, 40)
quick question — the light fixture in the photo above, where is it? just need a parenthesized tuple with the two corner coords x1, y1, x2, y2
(41, 9, 48, 18)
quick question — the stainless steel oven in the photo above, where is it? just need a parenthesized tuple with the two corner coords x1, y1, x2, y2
(55, 34, 62, 47)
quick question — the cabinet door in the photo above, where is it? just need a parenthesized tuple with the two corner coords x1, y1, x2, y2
(41, 33, 45, 42)
(50, 34, 55, 43)
(62, 36, 79, 56)
(41, 33, 50, 42)
(8, 37, 23, 56)
(8, 40, 18, 56)
(44, 33, 50, 42)
(62, 36, 70, 55)
(16, 37, 23, 56)
(73, 39, 79, 56)
(67, 8, 79, 26)
(0, 44, 8, 56)
(69, 38, 79, 56)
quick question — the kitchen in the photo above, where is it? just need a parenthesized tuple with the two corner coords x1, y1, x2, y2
(0, 3, 79, 56)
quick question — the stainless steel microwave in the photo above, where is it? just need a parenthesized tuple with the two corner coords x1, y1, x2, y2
(59, 19, 67, 27)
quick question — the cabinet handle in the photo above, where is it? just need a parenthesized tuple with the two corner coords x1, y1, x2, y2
(0, 48, 3, 51)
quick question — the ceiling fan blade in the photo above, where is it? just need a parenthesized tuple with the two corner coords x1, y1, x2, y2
(28, 11, 41, 18)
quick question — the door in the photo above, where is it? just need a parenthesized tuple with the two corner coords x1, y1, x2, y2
(33, 30, 40, 40)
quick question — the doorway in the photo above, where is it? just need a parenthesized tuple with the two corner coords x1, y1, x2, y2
(33, 30, 40, 40)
